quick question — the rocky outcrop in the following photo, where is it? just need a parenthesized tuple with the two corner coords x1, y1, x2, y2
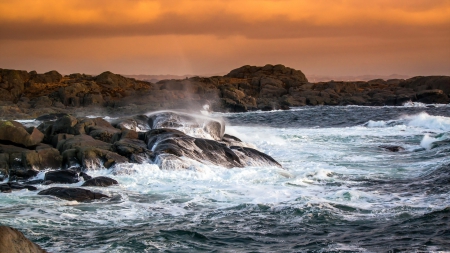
(82, 176, 118, 187)
(0, 66, 448, 118)
(0, 111, 282, 180)
(38, 187, 109, 202)
(0, 226, 47, 253)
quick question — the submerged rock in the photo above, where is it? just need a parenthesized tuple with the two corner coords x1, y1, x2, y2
(379, 145, 405, 152)
(82, 176, 118, 187)
(0, 226, 47, 253)
(38, 187, 109, 201)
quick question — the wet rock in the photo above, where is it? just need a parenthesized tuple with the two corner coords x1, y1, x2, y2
(44, 170, 80, 184)
(82, 176, 118, 187)
(146, 128, 242, 169)
(0, 226, 47, 253)
(0, 182, 37, 192)
(379, 145, 405, 152)
(147, 111, 225, 141)
(38, 187, 109, 202)
(0, 144, 62, 179)
(230, 146, 282, 167)
(145, 128, 280, 169)
(76, 147, 128, 169)
(113, 138, 153, 163)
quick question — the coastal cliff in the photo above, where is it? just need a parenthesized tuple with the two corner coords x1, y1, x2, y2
(0, 64, 448, 119)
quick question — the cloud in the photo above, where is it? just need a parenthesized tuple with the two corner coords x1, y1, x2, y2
(0, 0, 449, 40)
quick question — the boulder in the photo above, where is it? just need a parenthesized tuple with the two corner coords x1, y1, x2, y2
(146, 128, 242, 169)
(57, 134, 112, 153)
(147, 111, 225, 141)
(38, 187, 109, 202)
(0, 226, 47, 253)
(51, 115, 78, 135)
(113, 138, 153, 163)
(0, 144, 61, 179)
(44, 170, 80, 184)
(0, 121, 44, 147)
(75, 147, 128, 169)
(82, 176, 118, 187)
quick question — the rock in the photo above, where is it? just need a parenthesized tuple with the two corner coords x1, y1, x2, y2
(76, 147, 128, 169)
(0, 121, 44, 147)
(230, 146, 282, 167)
(30, 96, 53, 108)
(416, 89, 449, 104)
(379, 145, 405, 152)
(57, 134, 112, 153)
(0, 144, 61, 179)
(28, 70, 62, 84)
(51, 115, 78, 135)
(0, 226, 47, 253)
(146, 128, 242, 169)
(147, 111, 225, 141)
(0, 182, 37, 192)
(44, 170, 80, 184)
(82, 176, 118, 187)
(38, 187, 109, 202)
(113, 138, 153, 163)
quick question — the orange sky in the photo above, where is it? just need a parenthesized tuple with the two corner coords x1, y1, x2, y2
(0, 0, 449, 76)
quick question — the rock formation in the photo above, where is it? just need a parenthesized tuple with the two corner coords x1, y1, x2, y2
(0, 64, 448, 119)
(0, 111, 282, 182)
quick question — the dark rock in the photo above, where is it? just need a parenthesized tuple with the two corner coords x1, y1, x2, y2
(230, 146, 282, 167)
(80, 172, 92, 181)
(76, 147, 128, 169)
(379, 145, 405, 152)
(145, 128, 280, 169)
(416, 89, 449, 104)
(147, 111, 225, 141)
(146, 128, 242, 169)
(82, 176, 118, 187)
(38, 187, 109, 202)
(0, 182, 37, 192)
(0, 226, 47, 253)
(44, 170, 80, 184)
(51, 115, 78, 135)
(113, 138, 153, 163)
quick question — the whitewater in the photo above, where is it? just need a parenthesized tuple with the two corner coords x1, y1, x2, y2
(1, 105, 450, 252)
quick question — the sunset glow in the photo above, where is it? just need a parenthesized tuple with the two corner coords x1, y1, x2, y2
(0, 0, 449, 76)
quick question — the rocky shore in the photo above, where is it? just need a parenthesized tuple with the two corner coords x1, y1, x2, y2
(0, 65, 448, 119)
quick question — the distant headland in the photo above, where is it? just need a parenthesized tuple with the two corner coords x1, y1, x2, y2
(0, 64, 449, 119)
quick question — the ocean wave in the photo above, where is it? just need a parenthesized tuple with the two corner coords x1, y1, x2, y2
(364, 112, 450, 131)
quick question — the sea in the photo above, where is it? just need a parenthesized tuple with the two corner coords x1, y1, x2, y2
(1, 104, 450, 252)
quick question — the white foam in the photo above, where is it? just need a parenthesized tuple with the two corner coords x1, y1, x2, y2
(404, 112, 450, 131)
